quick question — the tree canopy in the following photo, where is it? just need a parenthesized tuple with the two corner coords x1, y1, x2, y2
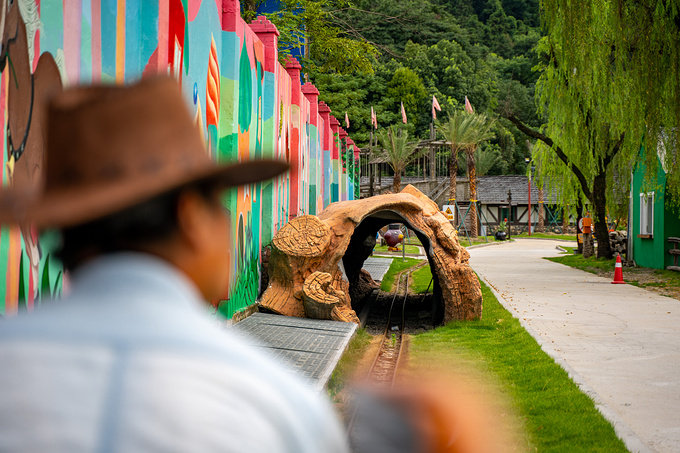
(243, 0, 379, 74)
(375, 126, 427, 192)
(535, 0, 680, 204)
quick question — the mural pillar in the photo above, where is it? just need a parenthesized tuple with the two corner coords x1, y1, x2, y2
(339, 127, 348, 201)
(329, 115, 340, 203)
(318, 101, 332, 209)
(346, 137, 355, 201)
(302, 83, 320, 215)
(284, 56, 302, 219)
(221, 0, 240, 32)
(353, 143, 361, 200)
(250, 16, 280, 245)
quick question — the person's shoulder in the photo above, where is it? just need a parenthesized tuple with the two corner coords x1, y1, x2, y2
(168, 323, 350, 452)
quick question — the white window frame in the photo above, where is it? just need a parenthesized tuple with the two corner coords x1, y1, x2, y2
(639, 191, 655, 237)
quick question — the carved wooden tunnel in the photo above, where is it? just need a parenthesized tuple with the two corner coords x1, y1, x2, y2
(260, 185, 483, 325)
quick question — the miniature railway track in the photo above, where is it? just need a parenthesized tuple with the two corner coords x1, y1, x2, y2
(366, 270, 409, 389)
(360, 260, 428, 387)
(347, 265, 423, 440)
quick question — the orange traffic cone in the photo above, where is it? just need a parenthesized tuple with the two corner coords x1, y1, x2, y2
(612, 254, 625, 284)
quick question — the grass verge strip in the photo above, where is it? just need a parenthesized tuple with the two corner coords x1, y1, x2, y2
(410, 264, 433, 294)
(380, 257, 424, 292)
(408, 278, 628, 452)
(547, 247, 680, 291)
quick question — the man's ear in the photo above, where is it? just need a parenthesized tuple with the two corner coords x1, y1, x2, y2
(175, 190, 213, 250)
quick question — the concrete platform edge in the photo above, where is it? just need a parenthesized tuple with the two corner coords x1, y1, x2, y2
(315, 322, 358, 393)
(474, 270, 651, 453)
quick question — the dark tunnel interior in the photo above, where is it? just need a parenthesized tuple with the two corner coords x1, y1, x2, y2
(341, 210, 444, 325)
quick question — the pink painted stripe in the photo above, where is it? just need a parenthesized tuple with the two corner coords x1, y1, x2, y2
(0, 70, 5, 313)
(63, 0, 82, 83)
(91, 0, 101, 81)
(33, 0, 41, 71)
(157, 0, 168, 72)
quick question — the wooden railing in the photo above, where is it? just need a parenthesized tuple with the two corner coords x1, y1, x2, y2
(668, 237, 680, 272)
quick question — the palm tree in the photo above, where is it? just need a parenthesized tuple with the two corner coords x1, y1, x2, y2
(437, 112, 495, 234)
(375, 126, 426, 193)
(436, 111, 478, 209)
(463, 113, 496, 236)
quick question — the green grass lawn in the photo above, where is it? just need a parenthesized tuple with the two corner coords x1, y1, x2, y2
(380, 257, 425, 292)
(403, 237, 422, 246)
(327, 327, 372, 402)
(410, 264, 433, 294)
(373, 244, 421, 254)
(546, 247, 615, 273)
(459, 235, 496, 246)
(514, 232, 578, 241)
(548, 247, 680, 291)
(408, 278, 628, 452)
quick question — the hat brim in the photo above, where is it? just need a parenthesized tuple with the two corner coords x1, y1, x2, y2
(0, 159, 289, 229)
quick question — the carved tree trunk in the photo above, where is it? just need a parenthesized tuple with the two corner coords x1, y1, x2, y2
(260, 186, 483, 324)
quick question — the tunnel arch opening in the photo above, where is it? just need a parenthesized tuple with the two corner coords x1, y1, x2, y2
(341, 210, 444, 325)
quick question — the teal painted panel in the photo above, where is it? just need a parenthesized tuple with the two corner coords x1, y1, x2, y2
(124, 0, 141, 80)
(309, 185, 316, 215)
(632, 147, 668, 269)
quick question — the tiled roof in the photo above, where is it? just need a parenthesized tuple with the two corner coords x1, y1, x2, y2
(476, 175, 558, 205)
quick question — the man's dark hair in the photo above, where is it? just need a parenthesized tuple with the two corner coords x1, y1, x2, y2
(56, 180, 227, 271)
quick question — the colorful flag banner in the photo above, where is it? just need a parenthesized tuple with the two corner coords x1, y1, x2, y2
(401, 101, 407, 124)
(371, 106, 378, 129)
(464, 96, 474, 114)
(345, 112, 350, 129)
(432, 95, 441, 120)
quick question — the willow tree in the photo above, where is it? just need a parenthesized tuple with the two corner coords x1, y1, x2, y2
(508, 1, 680, 258)
(375, 126, 426, 192)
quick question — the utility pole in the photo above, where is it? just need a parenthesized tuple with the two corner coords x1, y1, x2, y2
(525, 157, 534, 236)
(369, 130, 374, 197)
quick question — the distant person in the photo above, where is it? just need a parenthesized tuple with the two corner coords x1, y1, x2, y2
(0, 76, 348, 453)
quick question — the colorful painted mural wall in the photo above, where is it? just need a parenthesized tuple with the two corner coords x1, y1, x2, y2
(0, 0, 360, 318)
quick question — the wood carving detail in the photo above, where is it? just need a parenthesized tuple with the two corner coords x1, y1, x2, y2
(260, 185, 482, 324)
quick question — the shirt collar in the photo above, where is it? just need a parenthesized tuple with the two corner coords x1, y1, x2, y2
(68, 252, 206, 309)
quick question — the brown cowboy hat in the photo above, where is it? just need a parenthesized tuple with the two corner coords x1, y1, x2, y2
(0, 76, 288, 228)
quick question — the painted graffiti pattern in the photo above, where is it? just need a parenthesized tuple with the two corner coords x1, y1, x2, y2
(0, 0, 359, 318)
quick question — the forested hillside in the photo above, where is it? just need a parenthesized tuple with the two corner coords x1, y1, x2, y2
(309, 0, 544, 175)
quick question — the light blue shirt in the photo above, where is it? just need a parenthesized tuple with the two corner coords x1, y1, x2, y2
(0, 253, 349, 453)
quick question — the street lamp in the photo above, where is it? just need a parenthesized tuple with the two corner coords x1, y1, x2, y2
(524, 157, 535, 235)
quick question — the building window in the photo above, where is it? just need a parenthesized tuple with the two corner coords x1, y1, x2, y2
(499, 206, 517, 222)
(640, 192, 654, 236)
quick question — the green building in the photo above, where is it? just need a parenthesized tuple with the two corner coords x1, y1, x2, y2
(630, 146, 680, 269)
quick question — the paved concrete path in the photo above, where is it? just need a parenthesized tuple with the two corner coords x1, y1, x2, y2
(363, 257, 393, 282)
(468, 239, 680, 453)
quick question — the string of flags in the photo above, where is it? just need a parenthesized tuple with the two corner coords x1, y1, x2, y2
(368, 95, 473, 130)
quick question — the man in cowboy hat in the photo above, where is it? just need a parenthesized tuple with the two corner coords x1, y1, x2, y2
(0, 77, 348, 452)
